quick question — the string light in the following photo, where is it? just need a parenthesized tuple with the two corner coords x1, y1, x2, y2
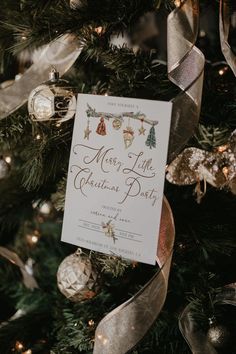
(199, 30, 206, 38)
(35, 134, 41, 140)
(39, 201, 52, 215)
(218, 66, 228, 76)
(23, 350, 32, 354)
(15, 341, 24, 351)
(217, 144, 228, 153)
(26, 230, 40, 246)
(94, 26, 103, 35)
(88, 319, 95, 326)
(5, 156, 11, 164)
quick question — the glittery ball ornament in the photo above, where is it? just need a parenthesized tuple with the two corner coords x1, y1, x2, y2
(57, 250, 98, 302)
(0, 156, 10, 179)
(207, 324, 231, 349)
(28, 68, 76, 122)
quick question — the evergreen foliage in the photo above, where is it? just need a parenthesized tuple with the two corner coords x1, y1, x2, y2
(0, 1, 236, 353)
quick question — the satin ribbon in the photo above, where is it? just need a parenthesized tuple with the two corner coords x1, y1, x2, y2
(167, 0, 205, 163)
(219, 0, 236, 76)
(93, 197, 175, 354)
(0, 246, 38, 289)
(0, 34, 83, 120)
(179, 283, 236, 354)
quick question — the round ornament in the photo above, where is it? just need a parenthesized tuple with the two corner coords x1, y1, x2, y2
(57, 250, 99, 302)
(0, 156, 10, 179)
(207, 323, 231, 349)
(112, 118, 122, 130)
(28, 68, 76, 122)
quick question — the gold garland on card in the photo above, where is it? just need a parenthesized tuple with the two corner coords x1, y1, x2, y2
(167, 0, 205, 162)
(0, 34, 83, 120)
(93, 197, 175, 354)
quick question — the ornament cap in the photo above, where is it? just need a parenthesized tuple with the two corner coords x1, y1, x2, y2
(49, 68, 60, 82)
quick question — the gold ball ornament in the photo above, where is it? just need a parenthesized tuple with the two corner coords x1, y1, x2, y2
(207, 323, 231, 349)
(28, 68, 76, 122)
(57, 250, 99, 302)
(112, 118, 122, 130)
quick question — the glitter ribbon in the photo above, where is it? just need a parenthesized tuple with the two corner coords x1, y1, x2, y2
(93, 197, 175, 354)
(0, 246, 38, 289)
(167, 0, 205, 162)
(219, 0, 236, 76)
(179, 283, 236, 354)
(0, 34, 83, 120)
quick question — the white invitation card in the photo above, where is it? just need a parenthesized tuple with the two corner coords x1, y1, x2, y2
(61, 94, 172, 265)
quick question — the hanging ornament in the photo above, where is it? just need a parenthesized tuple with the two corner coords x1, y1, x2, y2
(138, 118, 146, 135)
(145, 124, 156, 149)
(112, 118, 122, 130)
(96, 117, 106, 136)
(166, 128, 236, 201)
(84, 119, 92, 139)
(28, 68, 77, 122)
(0, 156, 11, 179)
(57, 249, 99, 302)
(123, 126, 134, 149)
(207, 318, 231, 349)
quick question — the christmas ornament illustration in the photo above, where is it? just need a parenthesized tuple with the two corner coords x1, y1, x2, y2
(112, 118, 122, 130)
(85, 104, 158, 149)
(84, 119, 92, 139)
(96, 117, 107, 135)
(102, 220, 117, 243)
(146, 125, 156, 149)
(123, 126, 134, 149)
(138, 118, 146, 135)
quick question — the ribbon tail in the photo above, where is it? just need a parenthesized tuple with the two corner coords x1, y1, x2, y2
(0, 246, 38, 290)
(167, 0, 205, 162)
(93, 197, 175, 354)
(219, 0, 236, 76)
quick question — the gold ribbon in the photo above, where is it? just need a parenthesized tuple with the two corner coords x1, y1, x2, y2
(219, 0, 236, 76)
(0, 34, 83, 120)
(179, 283, 236, 354)
(93, 197, 175, 354)
(0, 246, 38, 289)
(167, 0, 205, 162)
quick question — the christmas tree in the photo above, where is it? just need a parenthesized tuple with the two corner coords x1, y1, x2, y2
(0, 1, 236, 353)
(145, 125, 156, 149)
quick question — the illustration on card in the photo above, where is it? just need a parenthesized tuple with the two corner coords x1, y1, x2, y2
(85, 104, 158, 149)
(102, 220, 117, 243)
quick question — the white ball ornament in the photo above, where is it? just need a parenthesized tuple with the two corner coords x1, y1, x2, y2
(57, 250, 99, 302)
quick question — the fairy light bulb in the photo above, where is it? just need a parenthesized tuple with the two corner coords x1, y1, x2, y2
(88, 319, 95, 326)
(26, 230, 40, 246)
(5, 156, 11, 164)
(15, 341, 24, 351)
